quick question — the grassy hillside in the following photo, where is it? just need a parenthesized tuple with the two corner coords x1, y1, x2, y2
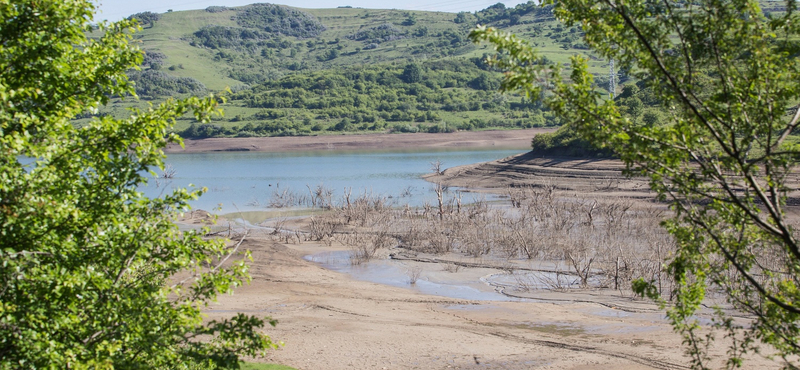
(88, 2, 624, 137)
(128, 3, 605, 89)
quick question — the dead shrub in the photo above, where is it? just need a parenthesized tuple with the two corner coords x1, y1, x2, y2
(309, 214, 340, 244)
(407, 266, 423, 285)
(289, 183, 677, 297)
(442, 261, 462, 273)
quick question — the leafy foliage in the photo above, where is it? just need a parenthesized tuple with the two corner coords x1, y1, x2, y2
(529, 123, 611, 157)
(529, 82, 663, 156)
(471, 0, 800, 367)
(205, 6, 230, 13)
(142, 50, 167, 68)
(127, 11, 161, 28)
(192, 25, 275, 51)
(128, 70, 207, 98)
(401, 63, 422, 83)
(347, 23, 407, 44)
(0, 0, 275, 367)
(236, 3, 326, 38)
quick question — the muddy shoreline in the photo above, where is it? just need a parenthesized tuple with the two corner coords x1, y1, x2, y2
(166, 128, 553, 154)
(423, 151, 653, 198)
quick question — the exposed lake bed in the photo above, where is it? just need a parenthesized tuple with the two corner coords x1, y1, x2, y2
(175, 131, 782, 369)
(205, 232, 764, 370)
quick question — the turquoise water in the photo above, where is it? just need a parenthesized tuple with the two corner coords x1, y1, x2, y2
(141, 148, 524, 213)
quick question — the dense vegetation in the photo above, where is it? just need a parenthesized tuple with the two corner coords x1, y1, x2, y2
(179, 59, 558, 138)
(127, 11, 161, 28)
(191, 25, 277, 51)
(347, 23, 406, 44)
(128, 70, 207, 97)
(235, 3, 326, 38)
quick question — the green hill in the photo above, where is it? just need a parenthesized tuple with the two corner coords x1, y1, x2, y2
(90, 2, 623, 138)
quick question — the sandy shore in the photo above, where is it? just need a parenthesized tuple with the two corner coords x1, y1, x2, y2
(166, 129, 553, 154)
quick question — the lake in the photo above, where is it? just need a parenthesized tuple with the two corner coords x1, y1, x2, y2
(141, 148, 524, 215)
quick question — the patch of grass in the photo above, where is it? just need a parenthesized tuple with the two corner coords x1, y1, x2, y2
(240, 362, 298, 370)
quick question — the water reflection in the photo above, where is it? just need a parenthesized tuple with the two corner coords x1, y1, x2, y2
(305, 251, 519, 301)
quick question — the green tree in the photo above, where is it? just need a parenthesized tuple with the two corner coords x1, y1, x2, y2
(127, 11, 161, 28)
(401, 63, 422, 83)
(0, 0, 276, 368)
(320, 48, 339, 61)
(471, 0, 800, 368)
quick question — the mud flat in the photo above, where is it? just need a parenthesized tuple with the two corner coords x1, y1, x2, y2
(425, 151, 800, 205)
(165, 128, 552, 154)
(207, 235, 777, 370)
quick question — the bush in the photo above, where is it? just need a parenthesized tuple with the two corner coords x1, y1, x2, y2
(530, 125, 611, 157)
(127, 70, 206, 97)
(347, 23, 406, 44)
(205, 5, 229, 12)
(392, 123, 418, 133)
(127, 11, 160, 27)
(142, 50, 166, 68)
(192, 25, 273, 51)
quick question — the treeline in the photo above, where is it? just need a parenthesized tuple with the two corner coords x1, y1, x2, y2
(239, 58, 505, 113)
(191, 25, 277, 51)
(127, 11, 161, 28)
(235, 3, 326, 38)
(179, 108, 551, 138)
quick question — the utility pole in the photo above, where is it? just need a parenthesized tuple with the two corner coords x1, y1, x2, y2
(609, 59, 617, 99)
